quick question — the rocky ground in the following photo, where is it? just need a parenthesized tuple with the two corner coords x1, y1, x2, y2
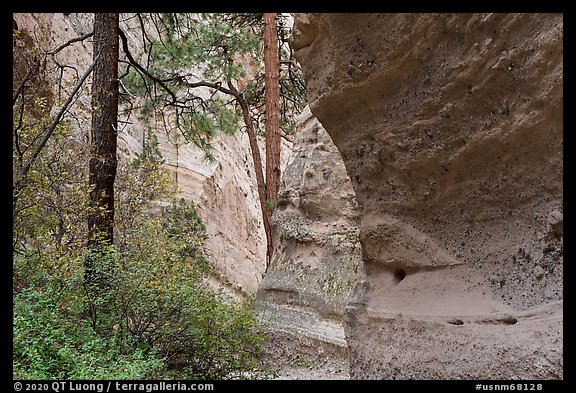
(258, 303, 350, 380)
(273, 362, 349, 380)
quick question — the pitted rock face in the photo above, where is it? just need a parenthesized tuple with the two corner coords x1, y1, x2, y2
(258, 106, 362, 317)
(293, 13, 562, 379)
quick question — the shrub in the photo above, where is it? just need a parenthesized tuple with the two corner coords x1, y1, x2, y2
(13, 254, 165, 380)
(100, 197, 268, 379)
(14, 134, 269, 379)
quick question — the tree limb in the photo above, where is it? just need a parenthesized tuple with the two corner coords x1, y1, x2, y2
(48, 31, 94, 55)
(182, 80, 238, 98)
(118, 27, 178, 105)
(12, 62, 39, 106)
(14, 55, 98, 189)
(227, 79, 272, 268)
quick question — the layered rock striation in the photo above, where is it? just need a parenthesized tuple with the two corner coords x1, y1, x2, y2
(292, 13, 563, 379)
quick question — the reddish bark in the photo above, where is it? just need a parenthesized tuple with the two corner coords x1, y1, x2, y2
(263, 13, 281, 203)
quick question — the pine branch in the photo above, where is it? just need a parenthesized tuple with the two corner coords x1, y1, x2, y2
(118, 27, 178, 105)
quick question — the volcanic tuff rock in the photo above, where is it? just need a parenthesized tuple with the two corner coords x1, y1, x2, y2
(257, 107, 360, 379)
(292, 13, 563, 379)
(258, 106, 362, 317)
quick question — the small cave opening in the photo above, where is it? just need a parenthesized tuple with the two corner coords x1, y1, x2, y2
(393, 268, 406, 285)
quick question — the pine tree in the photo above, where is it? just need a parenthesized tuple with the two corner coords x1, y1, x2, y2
(117, 13, 307, 268)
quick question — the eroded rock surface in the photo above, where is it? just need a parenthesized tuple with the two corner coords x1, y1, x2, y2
(293, 13, 563, 379)
(257, 107, 361, 378)
(258, 106, 361, 317)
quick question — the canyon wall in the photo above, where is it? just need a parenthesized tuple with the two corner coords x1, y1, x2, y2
(292, 13, 563, 379)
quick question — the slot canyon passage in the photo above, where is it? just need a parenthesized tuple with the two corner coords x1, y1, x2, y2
(281, 13, 563, 379)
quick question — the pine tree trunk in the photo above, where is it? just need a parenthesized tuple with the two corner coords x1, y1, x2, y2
(87, 13, 119, 250)
(236, 91, 272, 269)
(263, 13, 281, 203)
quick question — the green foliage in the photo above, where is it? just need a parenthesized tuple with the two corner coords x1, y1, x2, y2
(108, 184, 267, 379)
(13, 26, 94, 257)
(14, 151, 269, 380)
(13, 16, 274, 380)
(13, 254, 166, 380)
(178, 296, 266, 379)
(120, 13, 251, 158)
(13, 83, 92, 256)
(119, 13, 307, 157)
(264, 199, 279, 211)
